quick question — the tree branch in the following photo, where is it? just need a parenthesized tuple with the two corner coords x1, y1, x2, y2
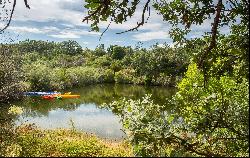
(24, 0, 30, 9)
(99, 21, 111, 41)
(198, 0, 223, 86)
(170, 135, 223, 157)
(116, 0, 151, 34)
(82, 5, 103, 22)
(0, 0, 16, 33)
(82, 0, 111, 23)
(0, 0, 30, 33)
(228, 0, 239, 8)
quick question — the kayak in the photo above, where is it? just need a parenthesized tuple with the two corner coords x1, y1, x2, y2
(42, 94, 80, 100)
(24, 91, 61, 96)
(41, 95, 55, 100)
(56, 94, 80, 98)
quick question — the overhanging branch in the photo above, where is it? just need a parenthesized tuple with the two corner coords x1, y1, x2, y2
(198, 0, 223, 86)
(116, 0, 151, 34)
(0, 0, 30, 33)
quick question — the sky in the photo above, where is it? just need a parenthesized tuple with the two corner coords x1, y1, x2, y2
(0, 0, 230, 49)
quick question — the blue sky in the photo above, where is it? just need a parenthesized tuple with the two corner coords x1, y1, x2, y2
(0, 0, 230, 49)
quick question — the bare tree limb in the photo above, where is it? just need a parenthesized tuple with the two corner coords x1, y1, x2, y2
(0, 0, 16, 33)
(116, 0, 151, 34)
(0, 0, 30, 33)
(228, 0, 239, 8)
(24, 0, 30, 9)
(99, 21, 111, 41)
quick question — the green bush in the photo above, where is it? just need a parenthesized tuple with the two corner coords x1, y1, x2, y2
(171, 63, 249, 157)
(102, 94, 180, 157)
(0, 46, 26, 102)
(67, 66, 97, 86)
(103, 63, 249, 157)
(97, 68, 115, 83)
(151, 73, 181, 86)
(24, 63, 54, 91)
(114, 69, 135, 84)
(132, 75, 147, 85)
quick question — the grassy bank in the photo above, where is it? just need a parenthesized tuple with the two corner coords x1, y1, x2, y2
(2, 124, 132, 157)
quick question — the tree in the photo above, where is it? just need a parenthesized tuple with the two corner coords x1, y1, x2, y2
(0, 45, 26, 102)
(94, 44, 106, 56)
(60, 40, 82, 55)
(82, 0, 249, 84)
(83, 0, 249, 157)
(107, 45, 126, 60)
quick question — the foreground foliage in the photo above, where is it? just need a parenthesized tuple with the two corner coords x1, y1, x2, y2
(103, 64, 249, 156)
(1, 124, 132, 157)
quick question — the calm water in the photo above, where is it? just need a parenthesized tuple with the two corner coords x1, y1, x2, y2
(1, 84, 176, 140)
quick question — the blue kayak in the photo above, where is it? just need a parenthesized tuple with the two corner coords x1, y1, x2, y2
(23, 91, 61, 96)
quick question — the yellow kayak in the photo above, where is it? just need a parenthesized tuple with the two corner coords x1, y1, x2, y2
(56, 94, 80, 98)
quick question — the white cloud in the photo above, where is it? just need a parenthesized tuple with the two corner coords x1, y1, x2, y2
(191, 18, 213, 31)
(7, 25, 100, 39)
(133, 31, 169, 41)
(61, 23, 75, 28)
(43, 26, 60, 32)
(50, 32, 81, 38)
(157, 43, 166, 48)
(114, 40, 122, 43)
(49, 29, 101, 39)
(7, 26, 61, 34)
(82, 41, 89, 44)
(13, 0, 166, 32)
(8, 0, 232, 46)
(0, 23, 7, 30)
(14, 0, 88, 26)
(8, 26, 44, 34)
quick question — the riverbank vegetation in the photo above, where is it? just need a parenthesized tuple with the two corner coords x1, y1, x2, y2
(1, 113, 132, 157)
(0, 40, 190, 102)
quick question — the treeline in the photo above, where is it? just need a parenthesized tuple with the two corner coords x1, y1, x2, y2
(0, 39, 191, 102)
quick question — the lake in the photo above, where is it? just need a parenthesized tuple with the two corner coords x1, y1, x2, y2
(0, 84, 176, 140)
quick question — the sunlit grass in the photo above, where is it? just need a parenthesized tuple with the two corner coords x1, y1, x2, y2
(3, 124, 132, 157)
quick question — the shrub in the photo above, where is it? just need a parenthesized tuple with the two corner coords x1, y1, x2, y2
(0, 46, 26, 102)
(171, 63, 249, 157)
(24, 63, 54, 91)
(103, 63, 249, 157)
(114, 69, 135, 84)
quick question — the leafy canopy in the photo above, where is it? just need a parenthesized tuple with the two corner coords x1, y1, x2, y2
(82, 0, 249, 42)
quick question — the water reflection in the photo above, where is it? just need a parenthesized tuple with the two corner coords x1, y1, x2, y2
(17, 104, 124, 139)
(7, 84, 176, 139)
